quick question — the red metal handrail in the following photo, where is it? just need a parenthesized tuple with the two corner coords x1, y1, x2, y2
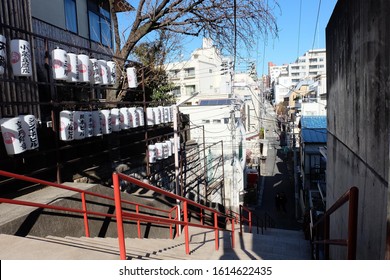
(311, 186, 359, 260)
(0, 170, 178, 259)
(237, 206, 275, 235)
(114, 172, 236, 258)
(0, 169, 235, 259)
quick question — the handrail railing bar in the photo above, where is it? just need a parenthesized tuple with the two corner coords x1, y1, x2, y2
(117, 173, 232, 220)
(312, 189, 352, 229)
(81, 192, 90, 238)
(310, 186, 359, 260)
(347, 187, 359, 260)
(1, 170, 235, 259)
(113, 173, 126, 260)
(0, 170, 174, 215)
(312, 239, 348, 246)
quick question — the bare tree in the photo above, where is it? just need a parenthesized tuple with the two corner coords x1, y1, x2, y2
(108, 0, 279, 102)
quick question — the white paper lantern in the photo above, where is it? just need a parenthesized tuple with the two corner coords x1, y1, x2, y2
(126, 67, 138, 88)
(128, 108, 139, 128)
(107, 61, 116, 85)
(155, 142, 163, 160)
(84, 111, 94, 138)
(158, 106, 166, 124)
(170, 137, 175, 154)
(0, 117, 27, 155)
(119, 107, 131, 130)
(100, 109, 112, 134)
(78, 54, 90, 83)
(167, 106, 173, 122)
(91, 110, 103, 136)
(98, 59, 109, 85)
(59, 110, 74, 141)
(89, 58, 101, 85)
(148, 144, 157, 163)
(73, 111, 86, 140)
(153, 107, 161, 125)
(51, 47, 67, 80)
(165, 140, 172, 157)
(66, 53, 79, 83)
(146, 107, 155, 126)
(136, 107, 145, 126)
(10, 39, 32, 77)
(162, 142, 169, 159)
(0, 35, 7, 75)
(110, 108, 121, 132)
(163, 107, 170, 123)
(21, 114, 39, 150)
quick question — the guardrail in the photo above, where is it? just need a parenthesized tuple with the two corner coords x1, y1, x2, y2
(310, 186, 359, 260)
(114, 172, 236, 259)
(237, 205, 275, 235)
(0, 169, 236, 259)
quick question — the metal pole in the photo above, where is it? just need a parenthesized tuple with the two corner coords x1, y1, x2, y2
(173, 105, 181, 233)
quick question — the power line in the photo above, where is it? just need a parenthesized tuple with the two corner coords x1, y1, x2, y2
(297, 0, 303, 59)
(311, 0, 322, 51)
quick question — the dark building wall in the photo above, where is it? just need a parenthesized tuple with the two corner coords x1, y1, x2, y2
(326, 0, 390, 259)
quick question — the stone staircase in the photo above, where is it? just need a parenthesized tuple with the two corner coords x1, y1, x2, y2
(0, 226, 311, 260)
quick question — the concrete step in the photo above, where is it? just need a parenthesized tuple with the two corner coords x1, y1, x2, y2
(0, 226, 311, 260)
(0, 234, 119, 260)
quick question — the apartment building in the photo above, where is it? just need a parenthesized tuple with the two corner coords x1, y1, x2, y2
(165, 38, 230, 104)
(270, 49, 327, 105)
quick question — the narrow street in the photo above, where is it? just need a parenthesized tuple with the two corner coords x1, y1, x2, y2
(255, 104, 302, 231)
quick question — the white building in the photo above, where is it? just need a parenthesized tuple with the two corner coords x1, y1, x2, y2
(165, 38, 230, 105)
(179, 99, 246, 211)
(270, 49, 327, 105)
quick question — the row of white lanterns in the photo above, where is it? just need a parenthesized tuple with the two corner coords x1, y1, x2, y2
(51, 47, 138, 87)
(60, 106, 174, 141)
(0, 115, 39, 155)
(0, 36, 138, 88)
(0, 36, 33, 76)
(148, 138, 180, 164)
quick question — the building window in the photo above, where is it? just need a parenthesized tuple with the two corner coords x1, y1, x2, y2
(309, 58, 317, 63)
(171, 87, 181, 97)
(213, 119, 221, 124)
(184, 67, 195, 77)
(64, 0, 78, 33)
(185, 85, 196, 95)
(169, 70, 180, 79)
(88, 0, 112, 47)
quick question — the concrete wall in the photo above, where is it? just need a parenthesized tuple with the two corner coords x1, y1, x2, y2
(0, 184, 175, 239)
(326, 0, 390, 259)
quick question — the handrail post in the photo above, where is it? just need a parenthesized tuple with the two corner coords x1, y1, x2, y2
(176, 206, 180, 237)
(347, 186, 359, 260)
(113, 173, 126, 260)
(136, 205, 141, 239)
(214, 212, 219, 250)
(81, 192, 90, 238)
(183, 201, 190, 254)
(324, 215, 330, 259)
(249, 211, 252, 233)
(239, 205, 243, 235)
(169, 212, 173, 239)
(231, 218, 235, 249)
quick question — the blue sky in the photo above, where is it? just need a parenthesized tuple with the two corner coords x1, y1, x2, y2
(122, 0, 338, 75)
(261, 0, 338, 70)
(176, 0, 338, 75)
